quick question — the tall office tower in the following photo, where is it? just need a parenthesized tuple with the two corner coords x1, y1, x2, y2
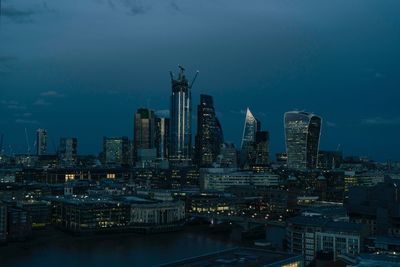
(36, 128, 48, 156)
(217, 143, 238, 168)
(240, 108, 260, 168)
(169, 66, 198, 165)
(284, 111, 322, 170)
(254, 131, 269, 166)
(103, 136, 129, 166)
(195, 94, 224, 167)
(134, 108, 155, 159)
(155, 117, 170, 160)
(59, 137, 77, 166)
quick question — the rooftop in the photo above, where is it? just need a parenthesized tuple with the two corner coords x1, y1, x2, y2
(159, 247, 302, 267)
(288, 215, 365, 233)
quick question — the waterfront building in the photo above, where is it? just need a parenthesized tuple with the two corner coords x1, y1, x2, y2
(169, 66, 198, 165)
(17, 200, 51, 228)
(286, 216, 367, 265)
(200, 168, 280, 191)
(284, 111, 322, 170)
(7, 207, 32, 241)
(0, 202, 6, 243)
(103, 136, 129, 166)
(58, 137, 77, 166)
(130, 201, 185, 225)
(194, 94, 223, 167)
(36, 128, 48, 156)
(49, 196, 185, 233)
(51, 197, 129, 232)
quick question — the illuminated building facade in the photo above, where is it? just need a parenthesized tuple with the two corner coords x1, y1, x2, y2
(36, 128, 48, 156)
(195, 94, 223, 167)
(155, 117, 170, 160)
(169, 66, 198, 165)
(103, 137, 129, 166)
(284, 111, 322, 170)
(59, 137, 77, 166)
(240, 108, 260, 168)
(134, 108, 156, 159)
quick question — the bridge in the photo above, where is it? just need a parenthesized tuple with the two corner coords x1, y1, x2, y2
(190, 213, 286, 232)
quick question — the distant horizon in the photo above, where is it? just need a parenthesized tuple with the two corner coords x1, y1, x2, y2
(1, 0, 399, 161)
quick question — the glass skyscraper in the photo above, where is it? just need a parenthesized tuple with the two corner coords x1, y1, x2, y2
(155, 117, 169, 160)
(169, 66, 198, 164)
(59, 137, 77, 166)
(36, 128, 48, 156)
(284, 111, 322, 170)
(195, 94, 224, 167)
(103, 136, 129, 166)
(240, 108, 260, 168)
(134, 108, 155, 159)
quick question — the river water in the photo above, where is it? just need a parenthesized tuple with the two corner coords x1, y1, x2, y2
(0, 227, 240, 267)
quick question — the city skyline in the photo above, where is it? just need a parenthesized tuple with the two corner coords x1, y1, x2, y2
(1, 1, 400, 266)
(1, 0, 399, 161)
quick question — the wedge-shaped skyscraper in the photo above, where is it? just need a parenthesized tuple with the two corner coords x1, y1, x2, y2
(284, 111, 322, 170)
(240, 108, 260, 168)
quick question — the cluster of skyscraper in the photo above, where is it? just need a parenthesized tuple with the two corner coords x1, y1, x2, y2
(33, 66, 323, 171)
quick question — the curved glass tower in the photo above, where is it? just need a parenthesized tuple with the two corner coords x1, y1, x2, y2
(284, 111, 322, 170)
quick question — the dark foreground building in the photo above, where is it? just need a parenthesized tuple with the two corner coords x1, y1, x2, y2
(160, 247, 304, 267)
(346, 176, 400, 237)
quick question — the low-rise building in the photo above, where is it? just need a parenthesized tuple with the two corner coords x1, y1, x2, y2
(200, 168, 280, 192)
(286, 216, 367, 265)
(0, 202, 7, 243)
(160, 247, 304, 267)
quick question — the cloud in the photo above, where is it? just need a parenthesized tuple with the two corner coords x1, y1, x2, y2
(155, 109, 170, 118)
(169, 1, 182, 13)
(15, 119, 39, 125)
(40, 90, 65, 97)
(0, 100, 26, 110)
(326, 121, 337, 127)
(361, 117, 400, 126)
(0, 56, 17, 76)
(33, 99, 52, 106)
(1, 6, 35, 23)
(105, 0, 150, 15)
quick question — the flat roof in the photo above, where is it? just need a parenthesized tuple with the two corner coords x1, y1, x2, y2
(288, 216, 365, 233)
(159, 247, 302, 267)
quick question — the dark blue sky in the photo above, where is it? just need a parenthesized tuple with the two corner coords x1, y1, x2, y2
(1, 0, 399, 160)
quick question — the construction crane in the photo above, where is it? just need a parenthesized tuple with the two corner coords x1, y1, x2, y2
(189, 70, 199, 89)
(0, 133, 3, 154)
(25, 128, 31, 155)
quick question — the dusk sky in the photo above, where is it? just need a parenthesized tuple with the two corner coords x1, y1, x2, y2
(1, 0, 399, 160)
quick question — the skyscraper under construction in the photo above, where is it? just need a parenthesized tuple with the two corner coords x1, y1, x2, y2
(169, 66, 198, 165)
